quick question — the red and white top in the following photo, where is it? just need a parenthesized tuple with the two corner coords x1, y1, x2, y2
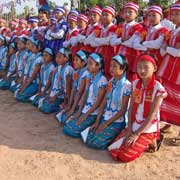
(132, 79, 167, 133)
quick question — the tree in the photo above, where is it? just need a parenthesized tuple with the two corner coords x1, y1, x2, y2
(149, 0, 174, 9)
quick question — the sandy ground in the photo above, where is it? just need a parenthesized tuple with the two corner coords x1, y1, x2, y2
(0, 90, 179, 180)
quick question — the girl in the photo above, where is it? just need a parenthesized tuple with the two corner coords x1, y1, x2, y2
(70, 14, 89, 53)
(83, 54, 131, 150)
(56, 50, 88, 124)
(63, 52, 107, 138)
(32, 47, 55, 107)
(28, 17, 39, 39)
(37, 6, 50, 41)
(110, 2, 142, 81)
(39, 47, 73, 114)
(63, 15, 79, 57)
(0, 35, 8, 78)
(157, 2, 180, 145)
(108, 54, 167, 163)
(90, 6, 116, 79)
(16, 19, 28, 37)
(136, 5, 168, 68)
(0, 42, 17, 90)
(16, 38, 43, 102)
(48, 7, 67, 52)
(82, 6, 102, 54)
(10, 37, 29, 93)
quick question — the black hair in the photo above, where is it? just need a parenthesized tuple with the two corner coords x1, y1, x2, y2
(37, 41, 44, 51)
(118, 54, 128, 72)
(38, 6, 50, 15)
(63, 47, 72, 62)
(8, 42, 17, 51)
(76, 50, 89, 65)
(94, 53, 105, 72)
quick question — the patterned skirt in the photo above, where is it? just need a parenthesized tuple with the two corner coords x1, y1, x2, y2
(0, 77, 15, 90)
(109, 132, 157, 163)
(63, 114, 97, 138)
(16, 83, 38, 103)
(39, 97, 63, 114)
(160, 80, 180, 126)
(86, 118, 126, 150)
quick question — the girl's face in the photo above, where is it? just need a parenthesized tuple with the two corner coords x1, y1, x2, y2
(30, 22, 38, 28)
(147, 11, 161, 26)
(39, 12, 47, 21)
(87, 57, 101, 73)
(55, 52, 68, 65)
(137, 60, 157, 81)
(170, 10, 180, 26)
(19, 22, 26, 29)
(77, 20, 87, 29)
(17, 40, 26, 50)
(90, 12, 100, 24)
(26, 40, 32, 51)
(8, 46, 15, 55)
(110, 60, 125, 77)
(43, 51, 52, 64)
(102, 12, 113, 26)
(54, 11, 63, 20)
(31, 43, 39, 53)
(68, 20, 76, 29)
(124, 8, 137, 23)
(73, 55, 85, 70)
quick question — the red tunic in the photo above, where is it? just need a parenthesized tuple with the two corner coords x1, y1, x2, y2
(65, 29, 79, 59)
(157, 28, 180, 126)
(95, 24, 116, 80)
(82, 23, 101, 53)
(145, 26, 168, 68)
(116, 23, 143, 73)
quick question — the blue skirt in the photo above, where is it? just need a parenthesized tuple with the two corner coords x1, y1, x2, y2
(63, 114, 97, 138)
(0, 77, 15, 90)
(16, 83, 38, 103)
(57, 106, 79, 125)
(86, 118, 126, 150)
(39, 97, 63, 114)
(32, 94, 45, 107)
(9, 81, 21, 93)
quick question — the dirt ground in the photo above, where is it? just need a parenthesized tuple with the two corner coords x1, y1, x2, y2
(0, 90, 179, 180)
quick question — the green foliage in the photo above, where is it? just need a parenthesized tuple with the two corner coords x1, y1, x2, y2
(148, 0, 174, 9)
(80, 0, 109, 9)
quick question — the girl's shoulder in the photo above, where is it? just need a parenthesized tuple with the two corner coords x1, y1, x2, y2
(81, 70, 90, 79)
(98, 75, 108, 86)
(64, 64, 74, 75)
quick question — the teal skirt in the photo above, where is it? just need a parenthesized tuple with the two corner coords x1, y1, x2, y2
(86, 117, 126, 150)
(63, 113, 97, 138)
(32, 94, 46, 107)
(0, 77, 15, 90)
(39, 97, 63, 114)
(16, 83, 38, 103)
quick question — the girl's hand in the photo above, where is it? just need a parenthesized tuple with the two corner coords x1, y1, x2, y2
(71, 111, 81, 119)
(49, 96, 56, 103)
(121, 35, 130, 42)
(96, 121, 109, 133)
(124, 133, 139, 148)
(66, 108, 75, 119)
(76, 114, 88, 126)
(64, 104, 70, 112)
(90, 121, 99, 132)
(37, 92, 43, 96)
